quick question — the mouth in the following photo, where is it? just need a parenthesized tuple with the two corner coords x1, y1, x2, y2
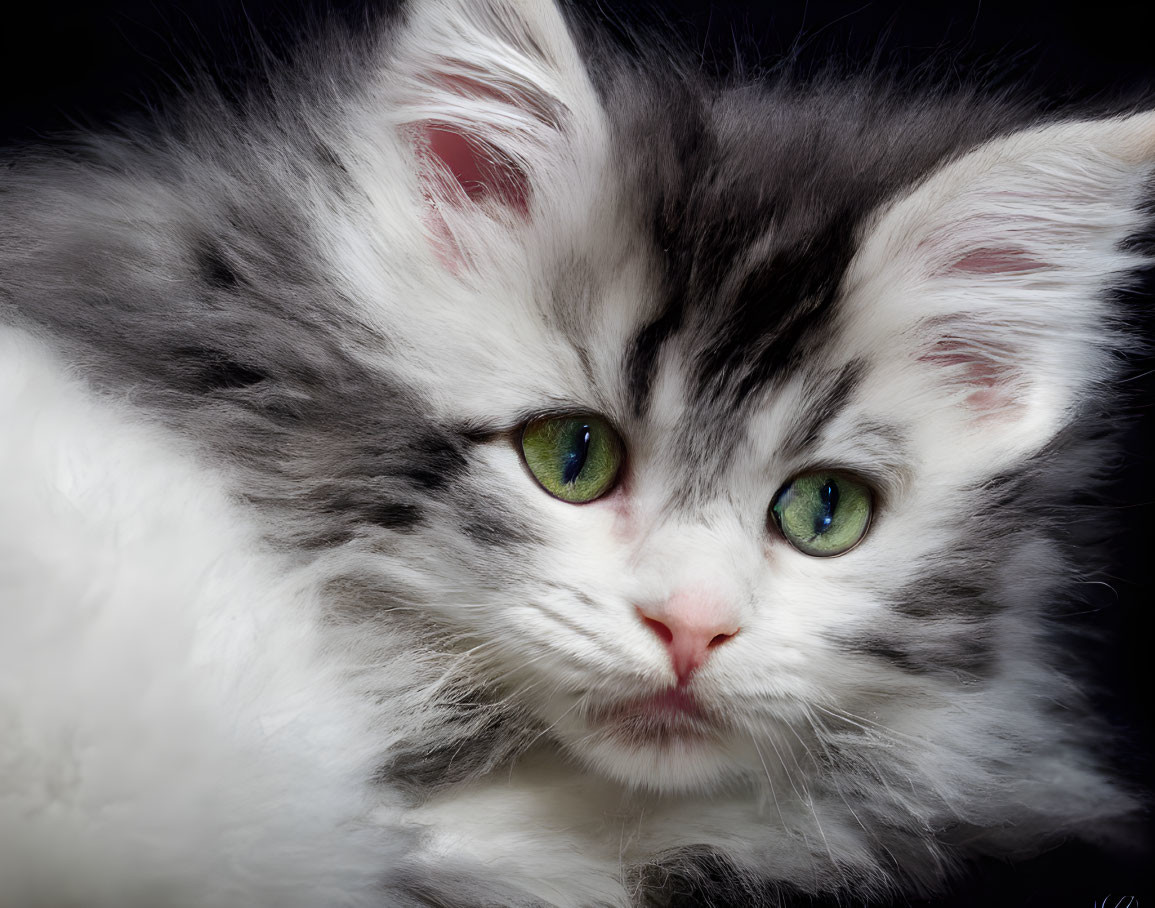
(589, 687, 722, 747)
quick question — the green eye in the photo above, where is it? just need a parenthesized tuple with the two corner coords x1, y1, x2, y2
(770, 471, 873, 557)
(521, 414, 623, 503)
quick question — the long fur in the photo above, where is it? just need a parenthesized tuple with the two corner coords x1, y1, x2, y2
(1, 1, 1152, 905)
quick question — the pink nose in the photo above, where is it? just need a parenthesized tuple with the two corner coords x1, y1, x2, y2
(637, 597, 740, 684)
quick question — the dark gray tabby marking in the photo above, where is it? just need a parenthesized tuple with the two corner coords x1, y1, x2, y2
(462, 510, 531, 547)
(851, 630, 995, 677)
(173, 346, 268, 392)
(392, 865, 546, 908)
(194, 240, 243, 290)
(779, 359, 868, 459)
(620, 81, 708, 417)
(633, 847, 777, 908)
(375, 702, 533, 796)
(892, 574, 1005, 620)
(606, 66, 1032, 439)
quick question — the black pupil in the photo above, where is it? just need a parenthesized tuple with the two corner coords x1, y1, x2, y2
(814, 479, 839, 536)
(562, 424, 592, 485)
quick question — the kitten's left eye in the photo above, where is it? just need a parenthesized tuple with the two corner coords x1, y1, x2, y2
(520, 414, 623, 503)
(770, 471, 873, 556)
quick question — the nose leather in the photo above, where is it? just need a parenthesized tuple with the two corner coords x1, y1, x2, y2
(637, 593, 740, 683)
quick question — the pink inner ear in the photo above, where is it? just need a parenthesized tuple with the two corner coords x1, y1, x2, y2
(417, 123, 530, 216)
(920, 335, 1018, 413)
(948, 247, 1048, 274)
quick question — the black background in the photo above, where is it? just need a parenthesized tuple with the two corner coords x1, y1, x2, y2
(2, 1, 1151, 905)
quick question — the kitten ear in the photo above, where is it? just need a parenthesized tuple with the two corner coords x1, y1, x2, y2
(844, 111, 1155, 464)
(384, 0, 605, 268)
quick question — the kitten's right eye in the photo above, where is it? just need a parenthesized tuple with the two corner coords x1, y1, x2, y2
(520, 414, 623, 503)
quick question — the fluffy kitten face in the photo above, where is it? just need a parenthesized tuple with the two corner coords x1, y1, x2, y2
(301, 0, 1152, 800)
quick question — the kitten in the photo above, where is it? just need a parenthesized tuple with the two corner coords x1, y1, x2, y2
(1, 0, 1151, 905)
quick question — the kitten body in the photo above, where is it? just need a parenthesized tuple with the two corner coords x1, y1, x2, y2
(1, 1, 1152, 905)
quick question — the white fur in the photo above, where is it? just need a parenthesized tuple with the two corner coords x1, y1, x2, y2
(0, 329, 407, 906)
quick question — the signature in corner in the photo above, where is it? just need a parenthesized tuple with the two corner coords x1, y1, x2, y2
(1094, 897, 1138, 908)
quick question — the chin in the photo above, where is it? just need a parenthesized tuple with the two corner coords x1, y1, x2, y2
(570, 730, 739, 793)
(551, 689, 742, 793)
